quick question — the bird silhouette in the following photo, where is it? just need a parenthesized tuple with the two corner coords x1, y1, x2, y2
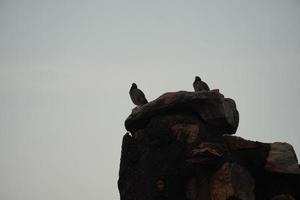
(129, 83, 148, 106)
(193, 76, 210, 92)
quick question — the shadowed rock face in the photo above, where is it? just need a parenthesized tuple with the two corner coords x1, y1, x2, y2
(125, 90, 239, 135)
(119, 90, 300, 200)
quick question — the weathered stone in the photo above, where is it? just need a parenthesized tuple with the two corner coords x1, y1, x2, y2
(119, 87, 300, 200)
(171, 123, 200, 146)
(223, 135, 259, 150)
(185, 167, 214, 200)
(210, 162, 255, 200)
(265, 142, 300, 174)
(186, 142, 224, 165)
(125, 90, 239, 135)
(224, 135, 270, 173)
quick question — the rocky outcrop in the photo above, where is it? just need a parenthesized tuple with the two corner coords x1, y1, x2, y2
(125, 90, 239, 135)
(118, 90, 300, 200)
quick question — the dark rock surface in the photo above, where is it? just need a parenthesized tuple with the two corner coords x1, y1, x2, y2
(119, 90, 300, 200)
(125, 90, 239, 135)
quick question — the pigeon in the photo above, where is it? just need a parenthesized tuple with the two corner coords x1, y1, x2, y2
(193, 76, 210, 92)
(129, 83, 148, 106)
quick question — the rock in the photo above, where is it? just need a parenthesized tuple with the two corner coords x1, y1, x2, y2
(185, 169, 212, 200)
(271, 194, 296, 200)
(223, 135, 271, 172)
(171, 123, 200, 146)
(186, 142, 224, 165)
(125, 90, 239, 135)
(223, 135, 259, 150)
(210, 162, 255, 200)
(119, 87, 300, 200)
(265, 142, 300, 175)
(118, 133, 141, 200)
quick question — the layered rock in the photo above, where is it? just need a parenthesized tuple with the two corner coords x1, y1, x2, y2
(118, 90, 300, 200)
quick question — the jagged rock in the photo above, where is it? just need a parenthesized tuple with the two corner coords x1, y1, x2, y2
(186, 142, 224, 165)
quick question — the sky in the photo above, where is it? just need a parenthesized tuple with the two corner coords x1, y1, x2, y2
(0, 0, 300, 200)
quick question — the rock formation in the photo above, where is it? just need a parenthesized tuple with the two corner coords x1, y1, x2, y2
(118, 89, 300, 200)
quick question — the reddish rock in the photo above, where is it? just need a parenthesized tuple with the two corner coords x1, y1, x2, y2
(210, 162, 255, 200)
(186, 142, 224, 165)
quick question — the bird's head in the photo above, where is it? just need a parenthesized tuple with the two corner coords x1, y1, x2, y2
(195, 76, 201, 81)
(131, 83, 137, 89)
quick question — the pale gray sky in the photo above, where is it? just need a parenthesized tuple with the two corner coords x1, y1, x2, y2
(0, 0, 300, 200)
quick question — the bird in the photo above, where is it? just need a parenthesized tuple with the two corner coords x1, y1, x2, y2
(193, 76, 210, 92)
(129, 83, 148, 106)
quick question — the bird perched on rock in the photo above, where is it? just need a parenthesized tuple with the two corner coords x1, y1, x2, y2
(129, 83, 148, 106)
(193, 76, 210, 92)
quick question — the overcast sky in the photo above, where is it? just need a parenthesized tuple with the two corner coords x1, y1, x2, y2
(1, 1, 300, 200)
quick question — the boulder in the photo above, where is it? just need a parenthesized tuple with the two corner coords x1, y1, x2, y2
(265, 142, 300, 175)
(125, 90, 239, 135)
